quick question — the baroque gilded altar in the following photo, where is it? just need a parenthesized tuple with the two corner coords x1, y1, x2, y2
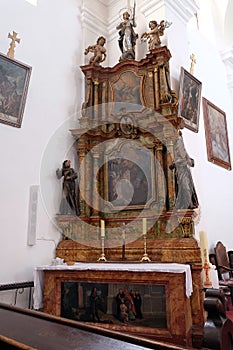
(54, 46, 204, 348)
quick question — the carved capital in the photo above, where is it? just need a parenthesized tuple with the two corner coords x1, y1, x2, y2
(91, 142, 103, 158)
(178, 215, 194, 238)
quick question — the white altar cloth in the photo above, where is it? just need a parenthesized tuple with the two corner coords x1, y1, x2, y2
(33, 262, 193, 310)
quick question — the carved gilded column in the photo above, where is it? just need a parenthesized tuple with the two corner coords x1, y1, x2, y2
(77, 136, 88, 217)
(84, 145, 92, 218)
(154, 140, 166, 210)
(165, 62, 172, 92)
(90, 141, 101, 217)
(165, 139, 176, 209)
(94, 79, 99, 120)
(102, 81, 107, 121)
(147, 71, 155, 110)
(84, 79, 93, 108)
(159, 64, 168, 103)
(154, 67, 160, 110)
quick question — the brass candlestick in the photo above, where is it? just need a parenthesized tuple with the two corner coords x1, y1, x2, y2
(97, 236, 107, 262)
(121, 222, 127, 261)
(140, 233, 151, 262)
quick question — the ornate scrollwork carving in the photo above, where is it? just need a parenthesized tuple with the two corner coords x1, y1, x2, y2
(118, 110, 138, 138)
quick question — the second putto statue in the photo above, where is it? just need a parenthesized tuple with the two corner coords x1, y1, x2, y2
(141, 20, 172, 52)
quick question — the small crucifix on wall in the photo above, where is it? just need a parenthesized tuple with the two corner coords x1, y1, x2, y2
(190, 53, 196, 75)
(7, 31, 21, 59)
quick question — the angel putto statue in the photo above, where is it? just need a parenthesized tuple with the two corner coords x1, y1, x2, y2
(141, 20, 172, 51)
(84, 36, 107, 65)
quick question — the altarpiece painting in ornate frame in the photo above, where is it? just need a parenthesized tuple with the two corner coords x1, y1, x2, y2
(112, 71, 143, 113)
(104, 139, 155, 210)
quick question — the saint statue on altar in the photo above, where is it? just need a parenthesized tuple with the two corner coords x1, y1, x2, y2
(116, 5, 138, 61)
(170, 131, 199, 209)
(56, 160, 79, 215)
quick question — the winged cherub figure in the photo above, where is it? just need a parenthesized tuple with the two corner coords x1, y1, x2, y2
(84, 36, 106, 65)
(141, 20, 172, 51)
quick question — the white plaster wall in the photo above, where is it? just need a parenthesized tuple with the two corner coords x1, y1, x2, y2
(0, 0, 83, 304)
(185, 21, 233, 252)
(164, 1, 233, 252)
(0, 0, 233, 307)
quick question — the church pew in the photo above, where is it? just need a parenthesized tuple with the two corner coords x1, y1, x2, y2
(0, 303, 193, 350)
(203, 288, 233, 349)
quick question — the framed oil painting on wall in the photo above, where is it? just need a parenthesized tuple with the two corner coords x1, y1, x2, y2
(177, 67, 202, 132)
(0, 52, 32, 128)
(202, 97, 231, 170)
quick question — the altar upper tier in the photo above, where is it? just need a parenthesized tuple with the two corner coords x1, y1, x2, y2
(79, 46, 180, 130)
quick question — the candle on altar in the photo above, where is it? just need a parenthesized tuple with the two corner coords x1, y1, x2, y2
(142, 218, 147, 235)
(100, 220, 105, 238)
(199, 230, 212, 287)
(199, 230, 208, 259)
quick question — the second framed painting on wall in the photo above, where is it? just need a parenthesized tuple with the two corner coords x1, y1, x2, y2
(202, 97, 231, 170)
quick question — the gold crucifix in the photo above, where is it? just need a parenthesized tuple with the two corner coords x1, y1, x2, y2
(190, 53, 196, 75)
(7, 31, 21, 59)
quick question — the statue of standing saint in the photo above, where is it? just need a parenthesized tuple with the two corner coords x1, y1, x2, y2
(169, 131, 199, 210)
(116, 4, 138, 61)
(56, 160, 79, 216)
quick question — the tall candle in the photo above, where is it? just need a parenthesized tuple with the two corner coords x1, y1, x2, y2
(100, 220, 105, 238)
(199, 230, 208, 259)
(199, 230, 212, 287)
(142, 218, 147, 235)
